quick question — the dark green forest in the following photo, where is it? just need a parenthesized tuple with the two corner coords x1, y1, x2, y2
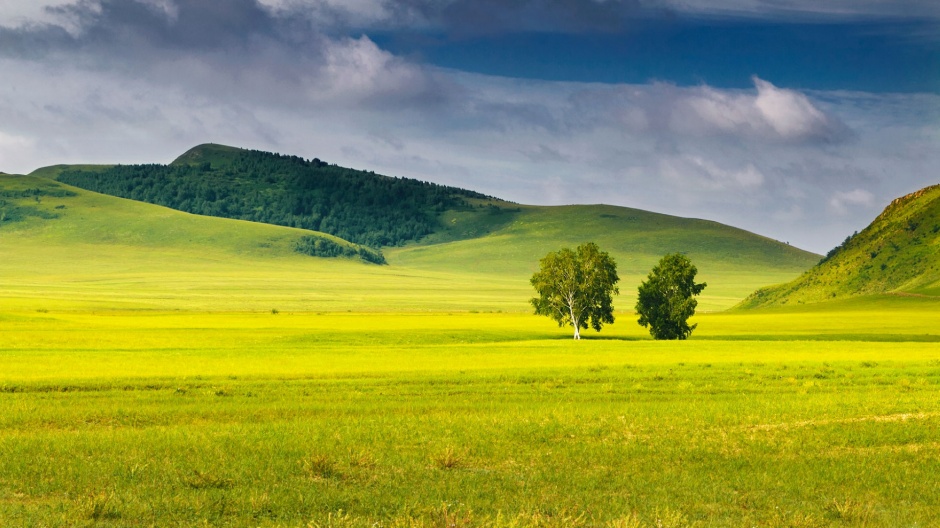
(58, 148, 489, 247)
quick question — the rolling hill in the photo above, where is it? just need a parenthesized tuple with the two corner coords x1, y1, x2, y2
(48, 144, 503, 248)
(738, 184, 940, 308)
(7, 145, 823, 312)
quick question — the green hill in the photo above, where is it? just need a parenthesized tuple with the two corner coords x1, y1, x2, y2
(738, 184, 940, 309)
(0, 173, 379, 262)
(12, 144, 825, 311)
(0, 172, 534, 313)
(46, 144, 502, 248)
(388, 203, 819, 311)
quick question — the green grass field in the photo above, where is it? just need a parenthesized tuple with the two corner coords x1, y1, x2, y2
(2, 174, 939, 526)
(2, 307, 939, 527)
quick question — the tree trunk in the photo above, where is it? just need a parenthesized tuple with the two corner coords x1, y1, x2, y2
(568, 302, 581, 340)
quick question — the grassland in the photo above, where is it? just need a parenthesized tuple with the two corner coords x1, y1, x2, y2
(2, 304, 939, 527)
(2, 174, 939, 526)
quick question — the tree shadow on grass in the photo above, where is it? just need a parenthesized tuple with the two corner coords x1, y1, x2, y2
(541, 334, 647, 342)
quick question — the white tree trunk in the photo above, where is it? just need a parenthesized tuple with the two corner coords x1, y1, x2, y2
(568, 299, 581, 340)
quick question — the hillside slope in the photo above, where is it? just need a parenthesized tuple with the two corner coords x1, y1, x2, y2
(739, 184, 940, 308)
(390, 203, 820, 311)
(45, 144, 504, 248)
(0, 173, 514, 312)
(0, 173, 380, 263)
(17, 144, 823, 311)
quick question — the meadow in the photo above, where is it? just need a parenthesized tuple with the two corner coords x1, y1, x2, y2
(1, 175, 939, 526)
(1, 300, 939, 527)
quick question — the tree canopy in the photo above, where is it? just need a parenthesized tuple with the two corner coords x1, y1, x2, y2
(530, 242, 619, 339)
(636, 253, 707, 340)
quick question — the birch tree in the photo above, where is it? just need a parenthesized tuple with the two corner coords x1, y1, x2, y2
(530, 242, 619, 339)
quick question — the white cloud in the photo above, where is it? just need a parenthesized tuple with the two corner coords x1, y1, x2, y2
(829, 188, 875, 215)
(661, 156, 765, 191)
(674, 77, 845, 143)
(317, 35, 441, 105)
(753, 77, 833, 139)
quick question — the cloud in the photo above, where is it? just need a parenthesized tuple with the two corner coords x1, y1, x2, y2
(4, 0, 938, 41)
(673, 77, 849, 143)
(268, 0, 940, 35)
(0, 130, 38, 173)
(318, 35, 445, 106)
(829, 188, 875, 215)
(0, 0, 446, 109)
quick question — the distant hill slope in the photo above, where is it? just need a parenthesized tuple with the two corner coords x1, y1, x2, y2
(0, 173, 383, 264)
(738, 184, 940, 308)
(9, 151, 824, 311)
(389, 203, 820, 311)
(21, 143, 826, 310)
(46, 144, 501, 248)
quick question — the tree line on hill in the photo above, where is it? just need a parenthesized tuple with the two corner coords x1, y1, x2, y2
(57, 149, 489, 248)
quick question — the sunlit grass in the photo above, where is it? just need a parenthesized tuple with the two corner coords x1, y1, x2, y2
(1, 174, 938, 526)
(1, 306, 939, 526)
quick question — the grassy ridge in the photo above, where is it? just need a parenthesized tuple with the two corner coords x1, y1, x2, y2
(390, 204, 819, 311)
(3, 171, 817, 312)
(0, 175, 525, 312)
(740, 184, 940, 308)
(0, 174, 374, 260)
(30, 143, 819, 310)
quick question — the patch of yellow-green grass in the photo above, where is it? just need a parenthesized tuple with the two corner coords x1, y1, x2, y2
(1, 308, 939, 526)
(0, 241, 531, 313)
(1, 305, 939, 383)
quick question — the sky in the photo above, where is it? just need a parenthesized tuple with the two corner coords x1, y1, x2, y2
(0, 0, 938, 253)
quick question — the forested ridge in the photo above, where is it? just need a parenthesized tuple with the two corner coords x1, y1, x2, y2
(57, 146, 490, 247)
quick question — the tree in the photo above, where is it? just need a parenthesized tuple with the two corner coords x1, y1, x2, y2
(636, 253, 707, 340)
(530, 242, 619, 339)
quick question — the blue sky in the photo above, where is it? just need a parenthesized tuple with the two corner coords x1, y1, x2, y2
(0, 0, 938, 253)
(375, 20, 938, 93)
